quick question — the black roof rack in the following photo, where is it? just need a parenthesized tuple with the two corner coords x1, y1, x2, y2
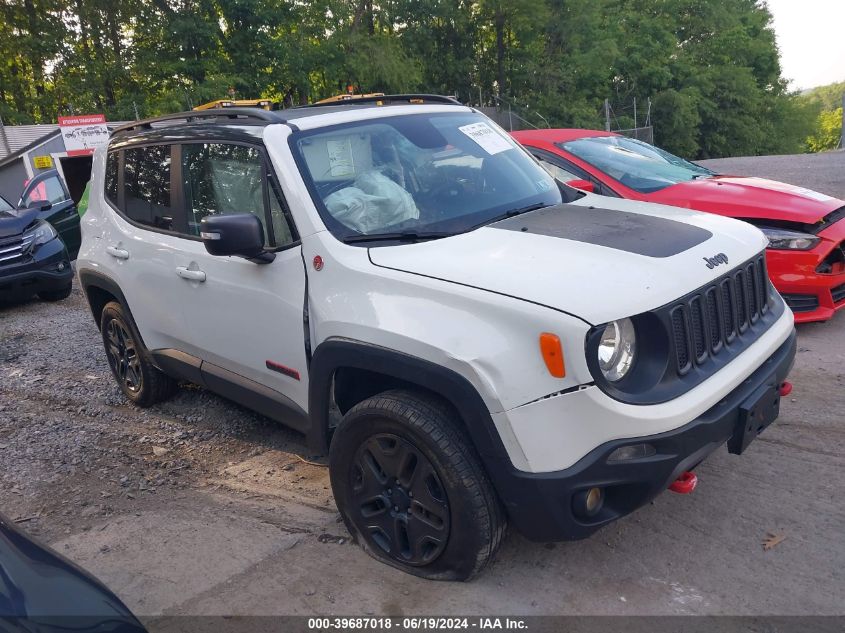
(112, 108, 284, 135)
(112, 95, 464, 136)
(300, 94, 462, 109)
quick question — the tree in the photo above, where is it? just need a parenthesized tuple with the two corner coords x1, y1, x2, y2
(0, 0, 823, 158)
(806, 108, 843, 152)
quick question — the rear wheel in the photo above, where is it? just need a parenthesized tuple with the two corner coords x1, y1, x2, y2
(100, 301, 177, 407)
(329, 389, 506, 580)
(38, 284, 72, 302)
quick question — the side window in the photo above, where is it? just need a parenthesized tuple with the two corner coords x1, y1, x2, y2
(182, 143, 269, 243)
(537, 158, 579, 183)
(269, 185, 295, 247)
(123, 146, 173, 231)
(104, 151, 119, 206)
(23, 175, 68, 207)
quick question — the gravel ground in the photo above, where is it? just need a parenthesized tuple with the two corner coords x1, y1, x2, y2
(1, 152, 843, 619)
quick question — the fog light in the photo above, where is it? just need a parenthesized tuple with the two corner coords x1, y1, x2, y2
(57, 261, 66, 271)
(573, 486, 604, 518)
(585, 487, 602, 513)
(607, 443, 656, 463)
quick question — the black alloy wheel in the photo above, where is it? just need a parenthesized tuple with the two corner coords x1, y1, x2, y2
(330, 389, 506, 580)
(351, 433, 450, 566)
(105, 317, 142, 393)
(99, 301, 178, 407)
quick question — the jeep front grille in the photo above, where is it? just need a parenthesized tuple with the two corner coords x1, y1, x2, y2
(669, 254, 770, 375)
(0, 233, 34, 264)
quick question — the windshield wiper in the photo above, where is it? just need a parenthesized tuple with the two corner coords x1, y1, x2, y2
(342, 231, 453, 244)
(477, 202, 552, 228)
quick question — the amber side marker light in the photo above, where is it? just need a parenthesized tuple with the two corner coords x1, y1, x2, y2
(539, 332, 566, 378)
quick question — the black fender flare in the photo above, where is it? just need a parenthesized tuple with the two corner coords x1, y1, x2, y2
(306, 339, 543, 530)
(306, 338, 513, 464)
(78, 269, 150, 356)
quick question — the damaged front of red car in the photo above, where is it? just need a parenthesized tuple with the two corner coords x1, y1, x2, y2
(648, 177, 845, 323)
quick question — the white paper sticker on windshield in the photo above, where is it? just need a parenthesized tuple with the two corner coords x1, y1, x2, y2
(791, 186, 834, 202)
(458, 122, 512, 155)
(327, 138, 355, 177)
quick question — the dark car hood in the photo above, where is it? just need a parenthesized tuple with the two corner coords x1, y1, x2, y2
(648, 176, 844, 224)
(0, 512, 145, 628)
(0, 208, 38, 238)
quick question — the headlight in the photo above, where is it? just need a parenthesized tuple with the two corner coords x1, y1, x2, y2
(759, 226, 819, 250)
(598, 318, 636, 382)
(24, 220, 58, 249)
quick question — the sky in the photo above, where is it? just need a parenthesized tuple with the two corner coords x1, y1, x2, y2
(765, 0, 845, 90)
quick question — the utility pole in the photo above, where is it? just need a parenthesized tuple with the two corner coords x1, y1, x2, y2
(633, 98, 637, 129)
(604, 99, 611, 131)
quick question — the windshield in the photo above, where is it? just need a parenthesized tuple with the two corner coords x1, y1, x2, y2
(291, 112, 562, 242)
(560, 136, 714, 193)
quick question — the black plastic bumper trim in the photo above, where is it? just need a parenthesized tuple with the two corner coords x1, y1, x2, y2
(0, 242, 72, 300)
(494, 328, 797, 542)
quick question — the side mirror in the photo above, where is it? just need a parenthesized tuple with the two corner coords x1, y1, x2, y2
(26, 200, 53, 212)
(200, 214, 275, 264)
(567, 179, 595, 193)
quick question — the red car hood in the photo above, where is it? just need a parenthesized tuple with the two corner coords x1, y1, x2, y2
(648, 176, 844, 225)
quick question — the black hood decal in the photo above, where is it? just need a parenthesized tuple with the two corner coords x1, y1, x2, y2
(492, 203, 712, 258)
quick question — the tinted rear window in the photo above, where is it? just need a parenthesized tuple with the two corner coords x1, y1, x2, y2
(123, 146, 173, 231)
(105, 151, 119, 206)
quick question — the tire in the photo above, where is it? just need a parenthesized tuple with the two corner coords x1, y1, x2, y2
(38, 285, 72, 302)
(99, 301, 178, 407)
(329, 389, 506, 580)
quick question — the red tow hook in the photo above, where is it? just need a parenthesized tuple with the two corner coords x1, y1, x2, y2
(779, 381, 793, 397)
(669, 471, 698, 494)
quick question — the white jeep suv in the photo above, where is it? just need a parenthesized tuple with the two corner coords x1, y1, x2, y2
(77, 95, 796, 580)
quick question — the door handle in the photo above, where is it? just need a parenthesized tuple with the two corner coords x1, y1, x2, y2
(106, 245, 129, 260)
(175, 266, 206, 282)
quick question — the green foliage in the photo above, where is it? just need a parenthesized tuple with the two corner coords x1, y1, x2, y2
(795, 81, 844, 153)
(806, 108, 843, 152)
(800, 81, 845, 112)
(0, 0, 830, 158)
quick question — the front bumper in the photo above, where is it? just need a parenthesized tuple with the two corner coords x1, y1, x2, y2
(768, 220, 845, 323)
(0, 238, 73, 302)
(493, 328, 796, 542)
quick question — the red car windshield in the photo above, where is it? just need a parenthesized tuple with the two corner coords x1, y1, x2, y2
(559, 136, 714, 193)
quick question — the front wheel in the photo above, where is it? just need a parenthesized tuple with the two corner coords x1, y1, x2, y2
(38, 284, 72, 302)
(329, 390, 506, 580)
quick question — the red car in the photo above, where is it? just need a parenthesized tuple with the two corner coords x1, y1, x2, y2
(513, 129, 845, 323)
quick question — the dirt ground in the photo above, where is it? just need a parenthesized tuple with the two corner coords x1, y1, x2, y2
(1, 152, 843, 618)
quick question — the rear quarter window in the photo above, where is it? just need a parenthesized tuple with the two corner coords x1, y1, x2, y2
(123, 146, 174, 231)
(105, 151, 119, 207)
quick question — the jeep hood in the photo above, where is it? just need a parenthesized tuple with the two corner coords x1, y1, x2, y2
(648, 176, 844, 224)
(368, 196, 768, 324)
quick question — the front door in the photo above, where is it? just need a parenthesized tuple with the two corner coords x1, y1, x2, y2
(169, 141, 309, 411)
(19, 170, 81, 257)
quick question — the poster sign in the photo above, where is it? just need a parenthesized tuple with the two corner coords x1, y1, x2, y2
(58, 114, 109, 156)
(458, 122, 512, 155)
(33, 155, 53, 169)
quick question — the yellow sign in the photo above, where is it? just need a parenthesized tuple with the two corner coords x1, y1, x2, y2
(33, 155, 53, 169)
